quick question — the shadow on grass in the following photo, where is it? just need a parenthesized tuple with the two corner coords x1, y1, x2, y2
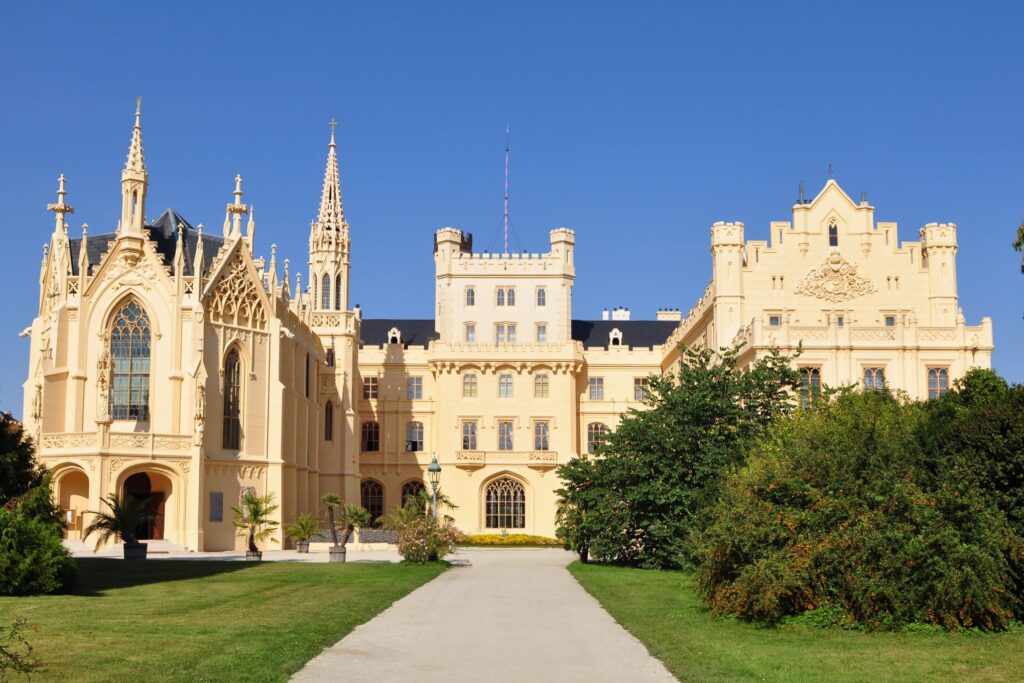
(72, 558, 254, 596)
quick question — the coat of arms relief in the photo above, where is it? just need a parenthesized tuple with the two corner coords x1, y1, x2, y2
(795, 252, 876, 303)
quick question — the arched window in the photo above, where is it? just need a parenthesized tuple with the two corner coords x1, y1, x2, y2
(321, 274, 331, 309)
(928, 367, 949, 400)
(537, 288, 546, 306)
(507, 288, 516, 306)
(324, 400, 334, 441)
(406, 421, 424, 452)
(360, 480, 384, 524)
(110, 299, 151, 420)
(222, 348, 241, 449)
(466, 287, 475, 306)
(401, 480, 426, 508)
(496, 288, 505, 306)
(799, 367, 822, 408)
(587, 422, 609, 454)
(863, 367, 885, 392)
(485, 477, 525, 529)
(334, 274, 342, 311)
(829, 221, 839, 247)
(361, 421, 380, 452)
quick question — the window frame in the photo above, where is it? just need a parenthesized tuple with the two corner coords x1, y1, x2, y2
(533, 420, 550, 451)
(462, 419, 478, 450)
(222, 347, 242, 450)
(799, 366, 822, 408)
(463, 373, 478, 398)
(928, 367, 950, 400)
(536, 287, 546, 307)
(405, 420, 424, 452)
(497, 420, 514, 451)
(407, 376, 423, 400)
(324, 400, 334, 441)
(498, 373, 514, 398)
(589, 377, 604, 401)
(633, 377, 651, 402)
(863, 367, 886, 392)
(587, 422, 609, 454)
(534, 373, 550, 398)
(109, 299, 152, 421)
(360, 421, 380, 452)
(363, 376, 379, 399)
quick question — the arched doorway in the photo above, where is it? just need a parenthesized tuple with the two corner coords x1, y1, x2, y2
(56, 469, 89, 539)
(123, 471, 173, 541)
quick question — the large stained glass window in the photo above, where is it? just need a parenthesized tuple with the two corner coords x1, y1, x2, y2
(485, 477, 525, 529)
(223, 349, 241, 449)
(110, 300, 151, 420)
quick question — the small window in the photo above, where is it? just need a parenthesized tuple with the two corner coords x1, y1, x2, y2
(507, 324, 517, 343)
(465, 324, 476, 343)
(829, 221, 838, 247)
(928, 367, 950, 400)
(499, 374, 513, 398)
(462, 420, 478, 450)
(497, 288, 505, 306)
(405, 421, 424, 452)
(321, 273, 331, 309)
(407, 376, 423, 400)
(466, 287, 475, 306)
(496, 324, 506, 344)
(864, 367, 885, 392)
(633, 377, 650, 401)
(536, 288, 546, 306)
(587, 422, 609, 454)
(884, 315, 896, 327)
(305, 353, 311, 399)
(361, 421, 380, 452)
(325, 348, 335, 367)
(589, 377, 604, 400)
(799, 367, 822, 408)
(363, 376, 379, 399)
(837, 316, 845, 327)
(609, 328, 623, 346)
(536, 324, 547, 343)
(534, 373, 549, 398)
(507, 289, 516, 306)
(534, 421, 550, 451)
(334, 275, 342, 311)
(324, 400, 334, 441)
(463, 373, 478, 398)
(768, 314, 782, 327)
(498, 420, 514, 450)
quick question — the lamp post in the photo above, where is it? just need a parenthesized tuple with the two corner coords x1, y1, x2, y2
(427, 455, 442, 522)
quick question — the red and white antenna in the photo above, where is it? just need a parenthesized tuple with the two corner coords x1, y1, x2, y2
(503, 124, 510, 253)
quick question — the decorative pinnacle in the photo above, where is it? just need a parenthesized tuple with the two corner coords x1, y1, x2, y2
(47, 174, 75, 216)
(124, 98, 147, 176)
(315, 124, 345, 231)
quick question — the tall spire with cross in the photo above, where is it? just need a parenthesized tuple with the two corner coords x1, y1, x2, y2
(316, 118, 347, 236)
(120, 98, 148, 235)
(309, 119, 352, 315)
(47, 174, 74, 235)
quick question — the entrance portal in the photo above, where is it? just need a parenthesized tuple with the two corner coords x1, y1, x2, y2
(123, 471, 172, 541)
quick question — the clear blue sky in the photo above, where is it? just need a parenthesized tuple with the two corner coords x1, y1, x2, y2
(2, 1, 1022, 416)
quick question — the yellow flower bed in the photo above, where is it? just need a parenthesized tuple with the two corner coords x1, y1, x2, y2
(459, 534, 562, 547)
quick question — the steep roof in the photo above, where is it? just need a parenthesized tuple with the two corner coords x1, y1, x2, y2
(359, 318, 678, 349)
(68, 208, 224, 276)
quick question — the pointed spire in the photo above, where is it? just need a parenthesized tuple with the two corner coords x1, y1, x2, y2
(125, 98, 147, 176)
(47, 174, 74, 235)
(315, 120, 346, 234)
(78, 224, 89, 277)
(268, 243, 278, 293)
(246, 203, 256, 248)
(120, 98, 148, 235)
(193, 224, 205, 293)
(282, 258, 291, 301)
(226, 174, 248, 238)
(174, 223, 185, 275)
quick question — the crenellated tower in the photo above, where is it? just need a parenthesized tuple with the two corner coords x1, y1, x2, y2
(308, 120, 350, 313)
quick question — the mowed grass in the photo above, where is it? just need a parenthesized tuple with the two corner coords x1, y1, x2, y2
(569, 562, 1024, 683)
(0, 558, 445, 682)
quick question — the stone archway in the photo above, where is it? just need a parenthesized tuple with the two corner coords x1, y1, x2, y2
(55, 468, 90, 540)
(123, 471, 174, 541)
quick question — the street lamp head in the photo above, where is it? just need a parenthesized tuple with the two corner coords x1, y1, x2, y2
(428, 455, 441, 488)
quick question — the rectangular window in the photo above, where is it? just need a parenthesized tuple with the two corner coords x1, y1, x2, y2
(407, 376, 423, 400)
(507, 289, 516, 306)
(768, 314, 782, 327)
(633, 377, 650, 401)
(535, 373, 549, 398)
(499, 374, 513, 398)
(363, 376, 378, 399)
(799, 367, 822, 408)
(537, 288, 546, 306)
(405, 421, 424, 452)
(508, 325, 517, 343)
(462, 420, 478, 450)
(465, 324, 476, 343)
(361, 422, 380, 452)
(326, 349, 335, 367)
(496, 289, 505, 306)
(463, 373, 478, 398)
(837, 315, 845, 327)
(534, 421, 550, 451)
(496, 324, 506, 344)
(498, 420, 514, 451)
(885, 315, 896, 327)
(209, 492, 224, 523)
(536, 324, 547, 343)
(466, 287, 475, 306)
(589, 377, 604, 400)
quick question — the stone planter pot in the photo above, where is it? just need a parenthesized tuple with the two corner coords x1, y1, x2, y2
(296, 540, 309, 553)
(123, 543, 148, 560)
(328, 546, 347, 563)
(245, 550, 263, 561)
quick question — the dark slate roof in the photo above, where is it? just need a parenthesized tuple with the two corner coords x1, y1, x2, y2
(360, 319, 439, 347)
(69, 208, 224, 276)
(358, 318, 678, 349)
(571, 320, 678, 349)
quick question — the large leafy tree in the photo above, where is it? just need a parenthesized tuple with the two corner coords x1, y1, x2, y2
(557, 345, 800, 569)
(0, 413, 44, 505)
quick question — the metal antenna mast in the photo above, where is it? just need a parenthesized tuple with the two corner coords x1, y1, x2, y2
(503, 124, 510, 253)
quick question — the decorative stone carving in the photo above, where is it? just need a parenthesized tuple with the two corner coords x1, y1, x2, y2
(795, 252, 876, 303)
(207, 253, 268, 330)
(96, 347, 111, 421)
(193, 385, 206, 446)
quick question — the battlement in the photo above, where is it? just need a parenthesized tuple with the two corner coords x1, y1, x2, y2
(434, 226, 575, 272)
(710, 221, 745, 247)
(920, 222, 957, 249)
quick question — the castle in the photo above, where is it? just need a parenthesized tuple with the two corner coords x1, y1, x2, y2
(22, 106, 993, 550)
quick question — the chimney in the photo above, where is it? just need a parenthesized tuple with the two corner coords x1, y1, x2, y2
(611, 306, 631, 321)
(656, 308, 682, 322)
(601, 308, 609, 321)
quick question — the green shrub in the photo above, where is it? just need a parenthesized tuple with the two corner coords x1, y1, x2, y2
(696, 390, 1023, 631)
(459, 534, 560, 546)
(0, 503, 76, 596)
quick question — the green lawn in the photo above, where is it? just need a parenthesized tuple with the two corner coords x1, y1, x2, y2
(569, 562, 1024, 683)
(0, 558, 445, 682)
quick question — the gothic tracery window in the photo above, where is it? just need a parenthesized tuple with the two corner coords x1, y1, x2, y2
(401, 480, 426, 508)
(324, 400, 334, 441)
(321, 273, 331, 309)
(587, 422, 609, 454)
(799, 367, 822, 408)
(110, 299, 151, 421)
(829, 221, 839, 247)
(360, 479, 384, 524)
(485, 477, 525, 529)
(222, 348, 241, 449)
(334, 274, 342, 311)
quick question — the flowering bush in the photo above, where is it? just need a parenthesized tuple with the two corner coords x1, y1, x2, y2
(395, 516, 462, 563)
(460, 534, 560, 546)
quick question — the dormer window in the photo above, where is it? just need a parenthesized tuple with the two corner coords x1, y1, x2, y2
(828, 221, 839, 247)
(388, 327, 402, 345)
(609, 328, 623, 346)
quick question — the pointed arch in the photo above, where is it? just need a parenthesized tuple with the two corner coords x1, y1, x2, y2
(334, 274, 342, 311)
(483, 473, 527, 529)
(222, 346, 242, 449)
(108, 297, 152, 421)
(360, 479, 385, 523)
(321, 273, 331, 310)
(324, 400, 334, 441)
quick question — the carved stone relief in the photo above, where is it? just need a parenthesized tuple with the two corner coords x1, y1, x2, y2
(795, 252, 876, 303)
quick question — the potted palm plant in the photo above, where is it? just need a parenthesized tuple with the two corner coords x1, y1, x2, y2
(83, 493, 156, 559)
(232, 491, 279, 561)
(285, 513, 318, 553)
(321, 493, 345, 562)
(331, 504, 372, 563)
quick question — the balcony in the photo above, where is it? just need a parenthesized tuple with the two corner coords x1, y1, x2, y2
(453, 450, 559, 472)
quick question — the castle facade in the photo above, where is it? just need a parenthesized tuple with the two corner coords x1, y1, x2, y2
(23, 108, 993, 549)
